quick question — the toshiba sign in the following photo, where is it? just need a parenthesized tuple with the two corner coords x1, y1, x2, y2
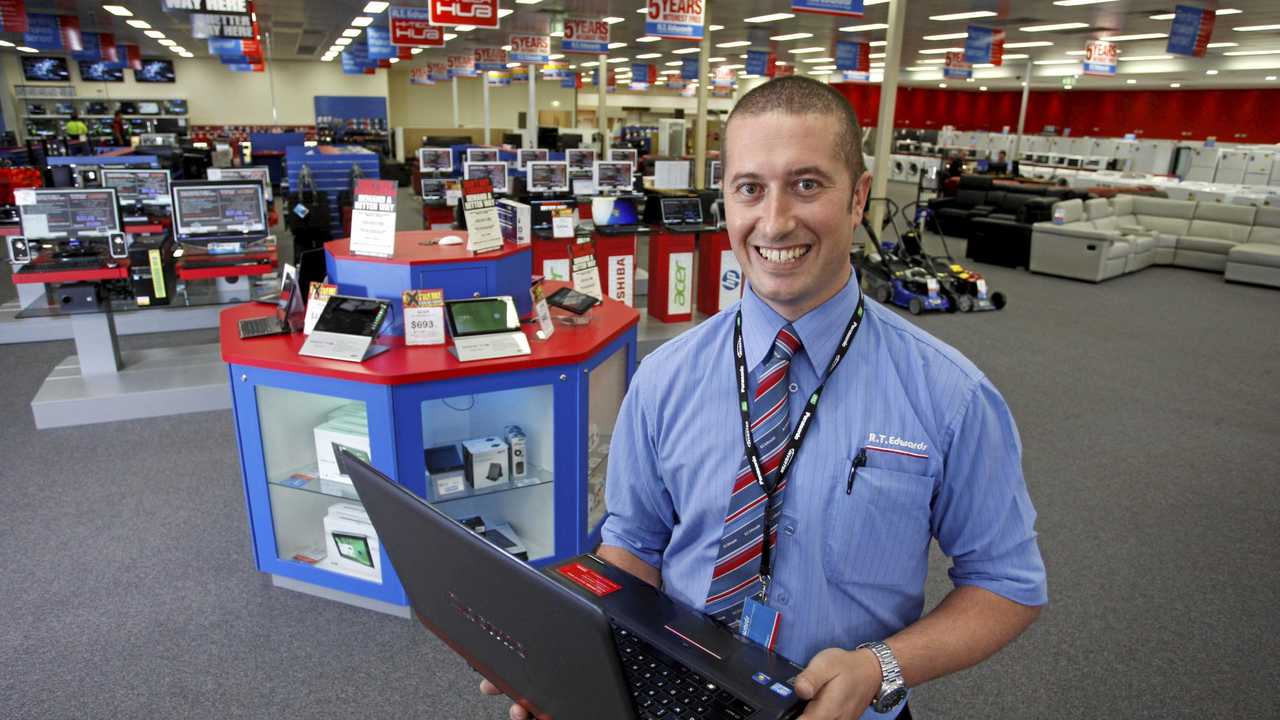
(428, 0, 499, 28)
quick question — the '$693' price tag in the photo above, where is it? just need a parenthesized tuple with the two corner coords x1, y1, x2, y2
(403, 289, 445, 346)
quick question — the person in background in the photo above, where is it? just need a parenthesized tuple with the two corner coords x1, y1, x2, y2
(111, 110, 127, 147)
(64, 112, 88, 154)
(945, 152, 965, 181)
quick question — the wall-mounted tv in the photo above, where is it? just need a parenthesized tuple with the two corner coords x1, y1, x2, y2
(22, 56, 70, 82)
(79, 60, 124, 82)
(135, 59, 176, 83)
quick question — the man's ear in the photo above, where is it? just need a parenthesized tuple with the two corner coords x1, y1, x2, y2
(849, 170, 873, 220)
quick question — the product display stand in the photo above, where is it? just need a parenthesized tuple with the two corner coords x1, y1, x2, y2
(647, 227, 697, 323)
(591, 230, 638, 307)
(222, 235, 639, 615)
(696, 229, 744, 316)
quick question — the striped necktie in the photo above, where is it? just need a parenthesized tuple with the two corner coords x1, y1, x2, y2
(704, 325, 802, 628)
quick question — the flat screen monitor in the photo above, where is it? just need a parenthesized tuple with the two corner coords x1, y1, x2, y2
(136, 102, 161, 115)
(164, 99, 188, 115)
(463, 162, 509, 194)
(526, 161, 569, 193)
(79, 60, 123, 82)
(101, 169, 172, 204)
(590, 197, 639, 227)
(466, 148, 500, 164)
(421, 178, 447, 199)
(18, 188, 121, 240)
(593, 161, 633, 192)
(518, 148, 548, 170)
(566, 148, 595, 172)
(207, 166, 273, 202)
(709, 160, 722, 190)
(445, 297, 520, 338)
(135, 59, 176, 83)
(660, 197, 703, 226)
(609, 148, 637, 167)
(171, 182, 268, 243)
(419, 147, 453, 173)
(22, 57, 70, 82)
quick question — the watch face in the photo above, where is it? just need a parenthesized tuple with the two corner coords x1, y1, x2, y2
(878, 687, 908, 711)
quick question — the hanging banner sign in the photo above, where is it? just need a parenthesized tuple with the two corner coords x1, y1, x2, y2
(1083, 39, 1117, 75)
(191, 12, 255, 39)
(511, 66, 529, 83)
(835, 40, 869, 72)
(73, 33, 103, 62)
(840, 70, 870, 82)
(561, 72, 578, 89)
(59, 16, 83, 53)
(448, 53, 476, 76)
(389, 5, 445, 46)
(713, 65, 735, 87)
(429, 62, 450, 81)
(681, 58, 699, 81)
(123, 44, 143, 70)
(367, 24, 396, 61)
(667, 75, 686, 90)
(410, 66, 434, 85)
(486, 70, 512, 86)
(791, 0, 864, 16)
(745, 50, 771, 76)
(645, 0, 706, 41)
(509, 34, 550, 64)
(100, 33, 119, 63)
(943, 51, 972, 80)
(964, 25, 1004, 66)
(23, 14, 64, 50)
(429, 0, 499, 29)
(1167, 5, 1215, 57)
(474, 46, 507, 71)
(162, 0, 250, 14)
(630, 63, 655, 84)
(0, 0, 29, 33)
(542, 61, 569, 79)
(562, 18, 609, 54)
(226, 63, 264, 72)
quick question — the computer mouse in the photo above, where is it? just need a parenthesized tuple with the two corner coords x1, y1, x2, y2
(438, 235, 464, 246)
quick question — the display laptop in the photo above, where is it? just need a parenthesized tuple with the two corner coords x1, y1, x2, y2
(171, 180, 269, 250)
(444, 296, 531, 362)
(660, 197, 718, 233)
(298, 295, 392, 362)
(588, 196, 642, 235)
(238, 272, 305, 339)
(337, 449, 806, 720)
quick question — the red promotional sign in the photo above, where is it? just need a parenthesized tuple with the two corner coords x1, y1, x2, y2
(990, 28, 1005, 66)
(473, 46, 508, 69)
(99, 33, 118, 63)
(428, 0, 499, 29)
(562, 18, 609, 54)
(390, 5, 445, 46)
(0, 0, 29, 33)
(58, 16, 83, 52)
(124, 44, 143, 70)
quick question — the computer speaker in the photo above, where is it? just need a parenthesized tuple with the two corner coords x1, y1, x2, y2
(108, 232, 128, 259)
(7, 235, 31, 264)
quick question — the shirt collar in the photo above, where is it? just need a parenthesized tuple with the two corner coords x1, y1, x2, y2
(740, 272, 862, 374)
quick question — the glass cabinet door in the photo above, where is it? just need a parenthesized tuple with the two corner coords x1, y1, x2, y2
(586, 345, 629, 536)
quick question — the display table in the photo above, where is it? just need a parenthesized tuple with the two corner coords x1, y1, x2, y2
(220, 282, 638, 614)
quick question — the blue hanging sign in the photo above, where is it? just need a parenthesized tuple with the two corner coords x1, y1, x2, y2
(681, 58, 699, 81)
(73, 32, 103, 62)
(746, 50, 770, 76)
(790, 0, 864, 17)
(366, 24, 396, 61)
(1167, 5, 1215, 57)
(835, 40, 868, 72)
(964, 25, 1005, 66)
(561, 72, 577, 89)
(23, 15, 63, 50)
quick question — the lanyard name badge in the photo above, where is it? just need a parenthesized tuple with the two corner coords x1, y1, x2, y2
(733, 294, 865, 649)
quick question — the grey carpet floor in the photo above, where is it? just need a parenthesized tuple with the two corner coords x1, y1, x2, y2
(2, 186, 1278, 719)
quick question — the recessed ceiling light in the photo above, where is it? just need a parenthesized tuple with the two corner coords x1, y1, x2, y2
(637, 7, 648, 13)
(745, 13, 794, 23)
(1105, 33, 1168, 42)
(322, 55, 336, 62)
(582, 60, 599, 67)
(663, 62, 682, 67)
(672, 47, 700, 54)
(637, 36, 661, 43)
(363, 1, 389, 12)
(840, 23, 889, 32)
(716, 40, 751, 48)
(607, 57, 628, 63)
(1222, 49, 1280, 56)
(389, 57, 400, 64)
(411, 48, 423, 55)
(870, 40, 886, 47)
(17, 46, 39, 53)
(1267, 75, 1277, 81)
(608, 42, 627, 49)
(931, 11, 997, 21)
(979, 85, 988, 91)
(102, 5, 132, 16)
(635, 53, 659, 59)
(660, 69, 679, 74)
(801, 57, 835, 63)
(870, 52, 885, 59)
(0, 40, 13, 47)
(444, 33, 457, 41)
(343, 29, 362, 37)
(1234, 25, 1280, 32)
(335, 38, 353, 46)
(1148, 13, 1175, 20)
(603, 16, 625, 24)
(1033, 59, 1079, 65)
(351, 16, 374, 27)
(550, 31, 563, 37)
(1021, 22, 1090, 32)
(126, 19, 150, 28)
(1207, 42, 1238, 48)
(938, 82, 948, 87)
(501, 45, 512, 51)
(919, 47, 963, 55)
(708, 57, 726, 62)
(1065, 50, 1086, 56)
(789, 47, 826, 54)
(158, 39, 175, 46)
(1205, 69, 1219, 75)
(709, 25, 724, 32)
(1170, 82, 1181, 87)
(904, 66, 933, 72)
(770, 33, 814, 42)
(454, 25, 474, 32)
(1118, 54, 1174, 61)
(1002, 54, 1030, 60)
(144, 30, 165, 38)
(1004, 41, 1054, 49)
(1126, 78, 1137, 84)
(810, 64, 838, 71)
(919, 59, 946, 64)
(498, 9, 514, 18)
(506, 62, 521, 68)
(973, 63, 994, 68)
(1216, 8, 1242, 14)
(923, 33, 969, 41)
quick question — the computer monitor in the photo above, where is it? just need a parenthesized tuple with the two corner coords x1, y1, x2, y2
(421, 178, 447, 200)
(445, 296, 520, 338)
(419, 147, 453, 173)
(463, 162, 509, 194)
(518, 148, 548, 170)
(593, 161, 633, 193)
(590, 197, 639, 227)
(18, 188, 121, 241)
(171, 181, 268, 245)
(660, 197, 703, 226)
(566, 149, 596, 172)
(609, 148, 637, 168)
(207, 166, 273, 202)
(101, 169, 172, 205)
(526, 161, 569, 193)
(709, 160, 722, 190)
(466, 147, 500, 164)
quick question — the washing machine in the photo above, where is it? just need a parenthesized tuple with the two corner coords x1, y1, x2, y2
(1184, 147, 1218, 183)
(1213, 149, 1247, 185)
(1243, 151, 1273, 186)
(904, 157, 922, 184)
(890, 154, 908, 182)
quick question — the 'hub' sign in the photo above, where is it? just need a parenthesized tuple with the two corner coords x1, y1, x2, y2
(429, 0, 499, 28)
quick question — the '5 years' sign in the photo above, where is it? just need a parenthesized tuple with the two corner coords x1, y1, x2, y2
(646, 0, 706, 41)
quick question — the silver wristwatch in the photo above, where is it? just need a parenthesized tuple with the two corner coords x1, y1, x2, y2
(857, 640, 907, 713)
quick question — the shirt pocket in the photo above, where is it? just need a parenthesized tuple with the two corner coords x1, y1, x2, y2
(822, 460, 934, 589)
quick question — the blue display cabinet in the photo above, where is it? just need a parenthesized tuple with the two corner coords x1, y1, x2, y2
(220, 234, 638, 615)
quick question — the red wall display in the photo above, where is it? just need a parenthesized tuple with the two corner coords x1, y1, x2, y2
(831, 83, 1280, 143)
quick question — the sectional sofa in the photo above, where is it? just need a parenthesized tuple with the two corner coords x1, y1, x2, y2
(1028, 195, 1280, 287)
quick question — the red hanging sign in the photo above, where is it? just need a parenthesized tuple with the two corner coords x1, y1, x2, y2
(428, 0, 499, 29)
(99, 32, 118, 63)
(58, 15, 83, 52)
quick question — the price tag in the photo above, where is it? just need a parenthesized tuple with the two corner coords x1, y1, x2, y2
(976, 278, 988, 299)
(403, 289, 446, 346)
(304, 282, 338, 335)
(552, 207, 575, 239)
(572, 254, 603, 301)
(530, 280, 555, 340)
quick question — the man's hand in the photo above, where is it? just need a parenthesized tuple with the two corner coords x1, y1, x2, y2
(793, 647, 882, 720)
(479, 678, 530, 720)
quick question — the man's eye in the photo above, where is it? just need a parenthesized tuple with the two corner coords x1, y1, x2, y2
(796, 178, 821, 193)
(737, 183, 761, 197)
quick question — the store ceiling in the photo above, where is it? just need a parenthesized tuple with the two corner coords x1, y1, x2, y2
(6, 1, 1280, 89)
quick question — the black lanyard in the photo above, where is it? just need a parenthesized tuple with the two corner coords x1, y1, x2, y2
(733, 293, 865, 601)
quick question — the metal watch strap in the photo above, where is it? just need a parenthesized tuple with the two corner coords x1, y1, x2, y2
(857, 640, 907, 713)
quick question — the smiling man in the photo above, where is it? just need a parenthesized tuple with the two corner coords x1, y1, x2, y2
(485, 76, 1047, 720)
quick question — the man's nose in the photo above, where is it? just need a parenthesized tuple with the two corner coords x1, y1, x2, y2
(759, 187, 797, 241)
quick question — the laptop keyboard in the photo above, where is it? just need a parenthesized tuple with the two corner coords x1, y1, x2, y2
(238, 316, 281, 337)
(613, 625, 756, 720)
(18, 257, 105, 271)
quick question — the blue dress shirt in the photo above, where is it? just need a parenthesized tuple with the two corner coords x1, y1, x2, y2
(600, 273, 1048, 698)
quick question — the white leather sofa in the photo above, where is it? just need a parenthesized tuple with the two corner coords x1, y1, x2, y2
(1175, 203, 1255, 272)
(1225, 206, 1280, 288)
(1028, 198, 1133, 282)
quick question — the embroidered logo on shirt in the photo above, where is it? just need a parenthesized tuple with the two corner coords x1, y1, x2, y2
(866, 432, 929, 458)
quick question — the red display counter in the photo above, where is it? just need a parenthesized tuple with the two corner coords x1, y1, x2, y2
(697, 230, 744, 316)
(591, 230, 636, 307)
(646, 227, 696, 323)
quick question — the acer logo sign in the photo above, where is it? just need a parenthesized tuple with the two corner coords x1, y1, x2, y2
(429, 0, 499, 27)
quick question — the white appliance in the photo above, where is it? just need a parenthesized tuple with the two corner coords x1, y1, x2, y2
(1185, 146, 1218, 182)
(1213, 149, 1248, 185)
(1243, 151, 1273, 186)
(658, 118, 686, 156)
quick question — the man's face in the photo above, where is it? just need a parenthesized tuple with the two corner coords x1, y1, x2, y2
(724, 111, 871, 320)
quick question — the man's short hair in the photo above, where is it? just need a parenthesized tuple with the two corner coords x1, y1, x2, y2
(724, 76, 866, 184)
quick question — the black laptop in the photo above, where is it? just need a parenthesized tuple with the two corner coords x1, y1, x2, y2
(660, 197, 720, 233)
(338, 449, 806, 720)
(238, 272, 304, 339)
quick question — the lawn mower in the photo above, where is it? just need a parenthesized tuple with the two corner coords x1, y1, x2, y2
(902, 201, 1007, 312)
(853, 198, 953, 316)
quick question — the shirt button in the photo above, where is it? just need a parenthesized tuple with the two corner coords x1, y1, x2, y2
(788, 382, 799, 393)
(783, 523, 796, 536)
(775, 590, 789, 605)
